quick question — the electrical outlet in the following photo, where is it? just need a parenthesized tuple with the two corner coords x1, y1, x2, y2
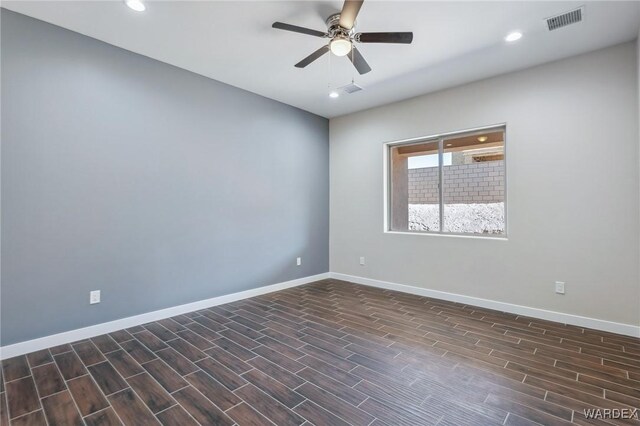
(296, 257, 301, 266)
(90, 290, 101, 304)
(360, 256, 365, 266)
(555, 281, 565, 295)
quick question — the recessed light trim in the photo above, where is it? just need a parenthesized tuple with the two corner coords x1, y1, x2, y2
(477, 136, 489, 142)
(505, 31, 522, 42)
(329, 91, 339, 98)
(125, 0, 146, 12)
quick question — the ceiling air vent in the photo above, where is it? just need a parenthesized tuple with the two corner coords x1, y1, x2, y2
(546, 7, 584, 31)
(339, 82, 363, 94)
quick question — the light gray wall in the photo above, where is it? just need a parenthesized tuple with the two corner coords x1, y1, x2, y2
(330, 42, 640, 327)
(1, 10, 329, 346)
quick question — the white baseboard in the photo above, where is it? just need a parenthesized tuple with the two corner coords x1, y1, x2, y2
(0, 272, 330, 360)
(329, 272, 640, 338)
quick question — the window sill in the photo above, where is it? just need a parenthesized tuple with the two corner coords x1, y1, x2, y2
(384, 230, 508, 240)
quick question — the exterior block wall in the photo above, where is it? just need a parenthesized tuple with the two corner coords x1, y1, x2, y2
(408, 160, 505, 204)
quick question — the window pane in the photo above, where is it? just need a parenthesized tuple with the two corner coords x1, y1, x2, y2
(390, 140, 440, 232)
(442, 130, 505, 234)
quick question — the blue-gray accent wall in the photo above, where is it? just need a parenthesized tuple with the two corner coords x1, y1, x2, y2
(1, 9, 329, 346)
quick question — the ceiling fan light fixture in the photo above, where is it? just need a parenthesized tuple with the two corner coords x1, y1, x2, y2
(330, 37, 352, 57)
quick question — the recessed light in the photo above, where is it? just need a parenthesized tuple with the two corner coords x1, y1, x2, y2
(477, 136, 488, 142)
(329, 91, 339, 98)
(505, 31, 522, 42)
(125, 0, 146, 12)
(446, 144, 453, 147)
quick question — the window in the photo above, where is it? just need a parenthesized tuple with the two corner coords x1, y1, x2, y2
(386, 126, 506, 236)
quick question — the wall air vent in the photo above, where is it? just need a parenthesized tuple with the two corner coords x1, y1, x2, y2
(546, 7, 584, 31)
(339, 82, 363, 94)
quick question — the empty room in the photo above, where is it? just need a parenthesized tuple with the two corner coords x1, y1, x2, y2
(1, 0, 639, 425)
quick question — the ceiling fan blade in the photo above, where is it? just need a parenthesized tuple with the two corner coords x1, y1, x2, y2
(339, 0, 364, 30)
(272, 22, 327, 38)
(348, 47, 371, 75)
(295, 45, 330, 68)
(356, 32, 413, 44)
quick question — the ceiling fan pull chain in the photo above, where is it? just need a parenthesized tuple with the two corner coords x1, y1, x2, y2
(351, 50, 356, 83)
(328, 45, 332, 92)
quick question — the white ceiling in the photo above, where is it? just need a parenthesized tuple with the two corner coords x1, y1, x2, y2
(4, 1, 640, 118)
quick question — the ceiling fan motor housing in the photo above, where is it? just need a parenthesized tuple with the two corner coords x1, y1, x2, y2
(325, 13, 354, 39)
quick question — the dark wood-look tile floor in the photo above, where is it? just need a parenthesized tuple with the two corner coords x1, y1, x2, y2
(2, 279, 640, 425)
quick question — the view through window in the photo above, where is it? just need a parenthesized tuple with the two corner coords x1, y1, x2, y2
(388, 126, 506, 236)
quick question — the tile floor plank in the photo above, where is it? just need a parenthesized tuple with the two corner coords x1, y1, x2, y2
(87, 362, 128, 395)
(143, 323, 177, 342)
(156, 405, 199, 426)
(184, 370, 240, 411)
(91, 335, 121, 354)
(227, 402, 274, 426)
(41, 390, 83, 426)
(175, 329, 215, 351)
(2, 356, 30, 382)
(53, 351, 87, 380)
(66, 375, 110, 416)
(126, 372, 175, 413)
(72, 341, 106, 366)
(5, 376, 40, 419)
(165, 338, 208, 363)
(293, 400, 350, 426)
(234, 383, 305, 426)
(108, 388, 160, 425)
(247, 355, 305, 389)
(49, 344, 72, 355)
(133, 330, 168, 352)
(105, 349, 144, 379)
(83, 407, 123, 426)
(155, 348, 199, 376)
(25, 350, 53, 368)
(195, 357, 247, 390)
(142, 359, 189, 393)
(242, 368, 304, 408)
(31, 363, 66, 397)
(10, 410, 47, 426)
(204, 345, 252, 374)
(119, 339, 157, 364)
(109, 330, 133, 344)
(172, 386, 234, 426)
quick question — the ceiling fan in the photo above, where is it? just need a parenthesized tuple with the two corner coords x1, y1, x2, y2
(272, 0, 413, 75)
